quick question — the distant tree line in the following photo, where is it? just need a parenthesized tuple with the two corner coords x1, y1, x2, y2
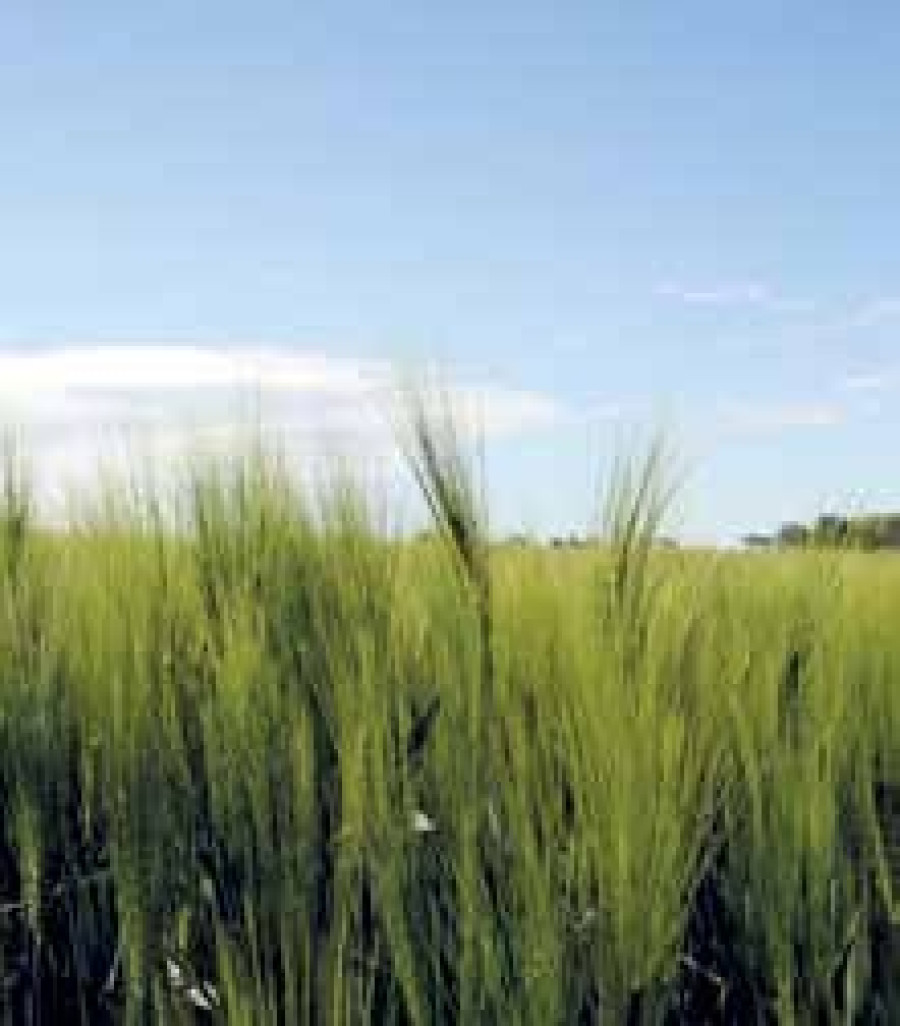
(507, 533, 680, 550)
(744, 514, 900, 551)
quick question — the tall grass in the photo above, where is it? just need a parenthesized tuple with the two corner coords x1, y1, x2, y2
(0, 419, 896, 1023)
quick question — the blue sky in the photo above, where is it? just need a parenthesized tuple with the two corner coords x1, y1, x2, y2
(1, 2, 899, 541)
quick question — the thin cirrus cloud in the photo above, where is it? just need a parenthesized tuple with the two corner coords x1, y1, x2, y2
(719, 400, 844, 435)
(845, 296, 900, 330)
(838, 370, 895, 422)
(841, 372, 892, 392)
(655, 282, 814, 313)
(655, 281, 769, 306)
(0, 345, 569, 502)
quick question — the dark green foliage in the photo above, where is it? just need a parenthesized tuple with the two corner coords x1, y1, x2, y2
(756, 512, 900, 551)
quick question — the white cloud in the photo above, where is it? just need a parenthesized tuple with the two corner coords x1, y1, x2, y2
(441, 383, 562, 437)
(0, 345, 384, 397)
(655, 282, 814, 314)
(720, 400, 843, 435)
(656, 282, 769, 306)
(0, 345, 569, 506)
(579, 400, 630, 422)
(841, 371, 892, 392)
(846, 297, 900, 329)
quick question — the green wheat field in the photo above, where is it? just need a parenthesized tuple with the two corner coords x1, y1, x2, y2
(0, 409, 897, 1024)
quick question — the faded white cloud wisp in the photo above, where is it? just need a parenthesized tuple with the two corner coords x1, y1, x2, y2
(719, 400, 844, 435)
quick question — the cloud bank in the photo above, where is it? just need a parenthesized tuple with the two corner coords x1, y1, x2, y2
(0, 345, 567, 509)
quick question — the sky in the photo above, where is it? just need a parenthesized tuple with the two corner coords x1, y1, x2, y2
(1, 2, 900, 542)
